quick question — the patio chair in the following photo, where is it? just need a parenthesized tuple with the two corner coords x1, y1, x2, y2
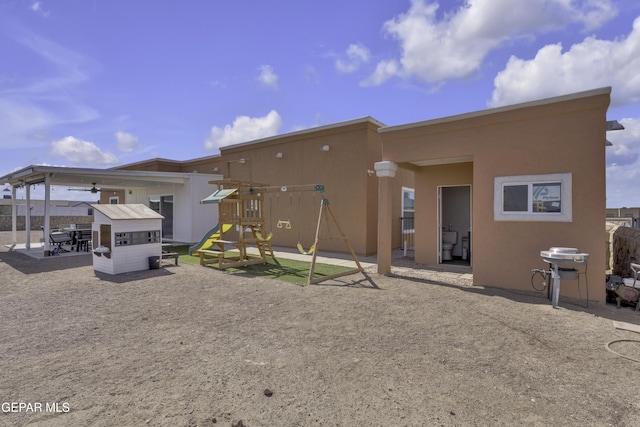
(76, 229, 92, 252)
(50, 231, 73, 252)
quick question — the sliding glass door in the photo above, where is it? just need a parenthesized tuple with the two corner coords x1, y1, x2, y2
(149, 195, 174, 239)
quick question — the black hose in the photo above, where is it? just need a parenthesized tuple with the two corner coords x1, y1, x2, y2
(531, 269, 548, 292)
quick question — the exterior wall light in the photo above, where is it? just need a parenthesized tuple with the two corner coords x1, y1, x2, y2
(606, 120, 624, 131)
(320, 145, 330, 152)
(226, 158, 252, 181)
(275, 152, 283, 158)
(606, 120, 625, 146)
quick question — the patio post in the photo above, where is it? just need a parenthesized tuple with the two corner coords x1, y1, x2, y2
(43, 174, 51, 256)
(375, 161, 398, 275)
(25, 182, 31, 250)
(11, 186, 17, 246)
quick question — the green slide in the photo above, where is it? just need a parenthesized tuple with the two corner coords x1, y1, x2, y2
(188, 223, 233, 255)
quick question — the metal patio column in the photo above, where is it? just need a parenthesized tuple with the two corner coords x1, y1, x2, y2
(25, 182, 31, 249)
(43, 174, 51, 255)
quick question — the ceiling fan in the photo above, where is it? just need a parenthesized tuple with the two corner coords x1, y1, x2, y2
(68, 183, 101, 194)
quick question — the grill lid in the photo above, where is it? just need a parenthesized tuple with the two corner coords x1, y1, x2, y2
(548, 247, 579, 254)
(540, 247, 589, 264)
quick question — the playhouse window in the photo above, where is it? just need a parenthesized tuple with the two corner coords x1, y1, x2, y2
(114, 230, 161, 246)
(494, 173, 571, 222)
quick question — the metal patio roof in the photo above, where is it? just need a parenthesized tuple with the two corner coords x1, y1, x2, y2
(0, 165, 213, 190)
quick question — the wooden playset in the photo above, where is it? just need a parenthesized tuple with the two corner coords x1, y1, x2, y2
(196, 180, 363, 285)
(195, 180, 276, 269)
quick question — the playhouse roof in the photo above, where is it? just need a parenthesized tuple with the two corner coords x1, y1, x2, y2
(92, 203, 164, 220)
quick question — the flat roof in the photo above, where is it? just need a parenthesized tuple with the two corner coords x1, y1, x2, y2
(379, 87, 612, 133)
(220, 116, 385, 152)
(0, 165, 221, 188)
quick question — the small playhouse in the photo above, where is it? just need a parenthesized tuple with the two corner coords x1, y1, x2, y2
(91, 204, 164, 275)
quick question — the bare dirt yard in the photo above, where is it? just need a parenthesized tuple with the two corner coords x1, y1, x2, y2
(1, 231, 639, 427)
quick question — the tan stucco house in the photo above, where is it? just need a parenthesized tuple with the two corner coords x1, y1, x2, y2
(112, 87, 615, 302)
(2, 87, 617, 303)
(114, 117, 414, 256)
(375, 87, 613, 302)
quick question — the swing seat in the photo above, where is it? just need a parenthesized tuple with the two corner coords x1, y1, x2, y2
(277, 220, 292, 229)
(297, 242, 315, 255)
(256, 231, 273, 241)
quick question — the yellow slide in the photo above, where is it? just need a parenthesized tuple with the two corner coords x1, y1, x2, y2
(188, 223, 234, 255)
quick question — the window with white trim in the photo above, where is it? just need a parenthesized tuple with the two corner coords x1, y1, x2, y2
(401, 187, 415, 219)
(494, 173, 572, 222)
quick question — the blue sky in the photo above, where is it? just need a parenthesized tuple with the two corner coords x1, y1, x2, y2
(1, 0, 640, 207)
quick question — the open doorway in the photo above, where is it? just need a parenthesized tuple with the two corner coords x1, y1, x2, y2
(438, 185, 471, 266)
(149, 195, 174, 240)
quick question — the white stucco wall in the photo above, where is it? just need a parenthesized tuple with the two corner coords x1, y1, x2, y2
(124, 173, 221, 243)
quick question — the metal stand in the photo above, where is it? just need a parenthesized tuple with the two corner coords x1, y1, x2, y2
(551, 263, 561, 309)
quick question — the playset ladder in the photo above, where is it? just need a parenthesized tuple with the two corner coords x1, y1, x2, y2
(250, 224, 277, 262)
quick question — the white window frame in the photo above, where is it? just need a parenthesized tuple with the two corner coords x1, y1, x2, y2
(401, 187, 415, 217)
(109, 196, 119, 204)
(494, 173, 572, 222)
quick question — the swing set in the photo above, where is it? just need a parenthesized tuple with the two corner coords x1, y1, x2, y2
(199, 180, 364, 285)
(254, 183, 364, 285)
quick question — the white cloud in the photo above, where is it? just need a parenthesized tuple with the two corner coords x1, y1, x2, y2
(606, 118, 640, 207)
(0, 97, 54, 148)
(30, 2, 49, 17)
(365, 0, 617, 86)
(304, 65, 320, 84)
(205, 110, 283, 150)
(50, 136, 118, 165)
(336, 43, 371, 73)
(257, 65, 278, 89)
(607, 117, 640, 166)
(490, 16, 640, 107)
(209, 80, 227, 89)
(361, 60, 400, 87)
(115, 131, 140, 153)
(0, 29, 99, 149)
(12, 30, 94, 93)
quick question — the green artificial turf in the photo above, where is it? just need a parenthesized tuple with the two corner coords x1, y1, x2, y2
(166, 245, 354, 285)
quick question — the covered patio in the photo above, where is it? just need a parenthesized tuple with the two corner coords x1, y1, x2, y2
(0, 165, 221, 257)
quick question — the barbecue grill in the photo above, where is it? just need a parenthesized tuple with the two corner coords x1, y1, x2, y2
(539, 247, 589, 308)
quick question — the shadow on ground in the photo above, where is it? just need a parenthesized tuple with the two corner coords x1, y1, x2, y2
(0, 251, 92, 274)
(389, 269, 640, 325)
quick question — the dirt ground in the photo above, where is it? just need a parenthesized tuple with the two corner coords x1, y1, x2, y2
(1, 231, 640, 427)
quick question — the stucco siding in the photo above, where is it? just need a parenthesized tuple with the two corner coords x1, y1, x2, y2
(381, 88, 610, 302)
